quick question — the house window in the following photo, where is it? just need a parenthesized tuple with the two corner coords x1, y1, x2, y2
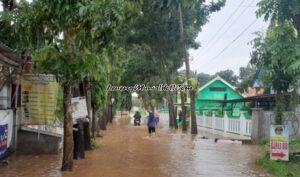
(209, 87, 226, 92)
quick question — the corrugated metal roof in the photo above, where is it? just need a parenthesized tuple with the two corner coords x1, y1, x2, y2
(0, 41, 21, 68)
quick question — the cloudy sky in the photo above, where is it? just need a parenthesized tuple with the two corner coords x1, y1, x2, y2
(1, 0, 268, 76)
(189, 0, 268, 75)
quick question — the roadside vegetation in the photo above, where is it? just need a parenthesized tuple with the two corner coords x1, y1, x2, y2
(256, 138, 300, 177)
(251, 1, 300, 175)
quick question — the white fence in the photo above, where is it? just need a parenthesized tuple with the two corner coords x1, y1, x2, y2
(197, 112, 252, 136)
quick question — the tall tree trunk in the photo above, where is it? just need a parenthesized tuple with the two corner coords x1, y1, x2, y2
(73, 121, 85, 160)
(106, 93, 113, 123)
(91, 104, 96, 138)
(178, 4, 190, 82)
(179, 3, 196, 133)
(84, 77, 92, 127)
(168, 101, 175, 128)
(166, 76, 177, 128)
(72, 85, 81, 97)
(2, 0, 16, 11)
(162, 62, 177, 128)
(83, 122, 92, 150)
(292, 15, 300, 36)
(274, 92, 285, 125)
(61, 84, 73, 171)
(99, 108, 107, 130)
(173, 99, 178, 129)
(180, 92, 187, 132)
(190, 90, 198, 134)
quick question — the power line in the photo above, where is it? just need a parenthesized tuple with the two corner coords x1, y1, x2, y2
(198, 0, 256, 58)
(203, 18, 258, 69)
(201, 0, 246, 51)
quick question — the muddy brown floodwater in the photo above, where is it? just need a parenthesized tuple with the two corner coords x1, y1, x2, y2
(0, 115, 270, 177)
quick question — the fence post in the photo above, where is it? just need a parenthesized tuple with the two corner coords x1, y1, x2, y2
(240, 112, 245, 136)
(224, 111, 228, 133)
(212, 112, 215, 130)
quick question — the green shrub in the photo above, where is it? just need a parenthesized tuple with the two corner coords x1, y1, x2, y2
(91, 137, 100, 149)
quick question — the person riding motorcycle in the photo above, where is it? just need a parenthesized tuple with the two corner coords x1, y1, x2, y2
(133, 111, 141, 126)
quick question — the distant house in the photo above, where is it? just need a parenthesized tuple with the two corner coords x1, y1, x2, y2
(0, 41, 23, 108)
(245, 81, 265, 97)
(196, 76, 245, 117)
(245, 68, 265, 97)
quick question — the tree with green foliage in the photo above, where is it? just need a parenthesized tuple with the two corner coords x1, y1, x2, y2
(122, 1, 183, 128)
(0, 0, 141, 171)
(252, 2, 299, 123)
(237, 64, 257, 92)
(164, 0, 225, 133)
(124, 0, 225, 133)
(214, 69, 238, 86)
(197, 73, 212, 86)
(257, 0, 300, 76)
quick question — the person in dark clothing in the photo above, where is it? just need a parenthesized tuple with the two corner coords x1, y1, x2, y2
(147, 112, 157, 136)
(178, 111, 183, 122)
(133, 111, 141, 126)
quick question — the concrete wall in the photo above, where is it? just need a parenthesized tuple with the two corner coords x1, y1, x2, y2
(251, 109, 300, 143)
(17, 128, 62, 154)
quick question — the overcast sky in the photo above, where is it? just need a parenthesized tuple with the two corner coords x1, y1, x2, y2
(189, 0, 268, 75)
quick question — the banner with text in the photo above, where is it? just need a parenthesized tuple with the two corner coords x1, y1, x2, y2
(21, 74, 59, 125)
(71, 97, 88, 124)
(270, 125, 289, 161)
(0, 110, 13, 159)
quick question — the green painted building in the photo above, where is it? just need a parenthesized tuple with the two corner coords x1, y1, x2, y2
(196, 76, 245, 117)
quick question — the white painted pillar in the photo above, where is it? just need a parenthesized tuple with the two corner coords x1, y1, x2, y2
(212, 112, 215, 130)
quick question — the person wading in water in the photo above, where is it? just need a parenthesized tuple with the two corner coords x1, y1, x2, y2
(147, 112, 157, 137)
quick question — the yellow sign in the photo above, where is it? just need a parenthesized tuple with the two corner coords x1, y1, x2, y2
(21, 74, 59, 125)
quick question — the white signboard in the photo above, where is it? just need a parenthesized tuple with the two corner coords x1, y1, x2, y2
(0, 110, 13, 159)
(270, 125, 289, 161)
(71, 97, 88, 124)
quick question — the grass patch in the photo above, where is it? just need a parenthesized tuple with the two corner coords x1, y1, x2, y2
(91, 137, 100, 149)
(290, 138, 300, 153)
(256, 155, 300, 177)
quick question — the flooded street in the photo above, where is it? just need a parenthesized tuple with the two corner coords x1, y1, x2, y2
(0, 115, 269, 177)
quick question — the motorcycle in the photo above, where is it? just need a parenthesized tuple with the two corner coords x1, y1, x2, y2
(134, 117, 141, 126)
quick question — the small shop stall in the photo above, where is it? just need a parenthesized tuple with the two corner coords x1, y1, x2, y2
(0, 41, 22, 160)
